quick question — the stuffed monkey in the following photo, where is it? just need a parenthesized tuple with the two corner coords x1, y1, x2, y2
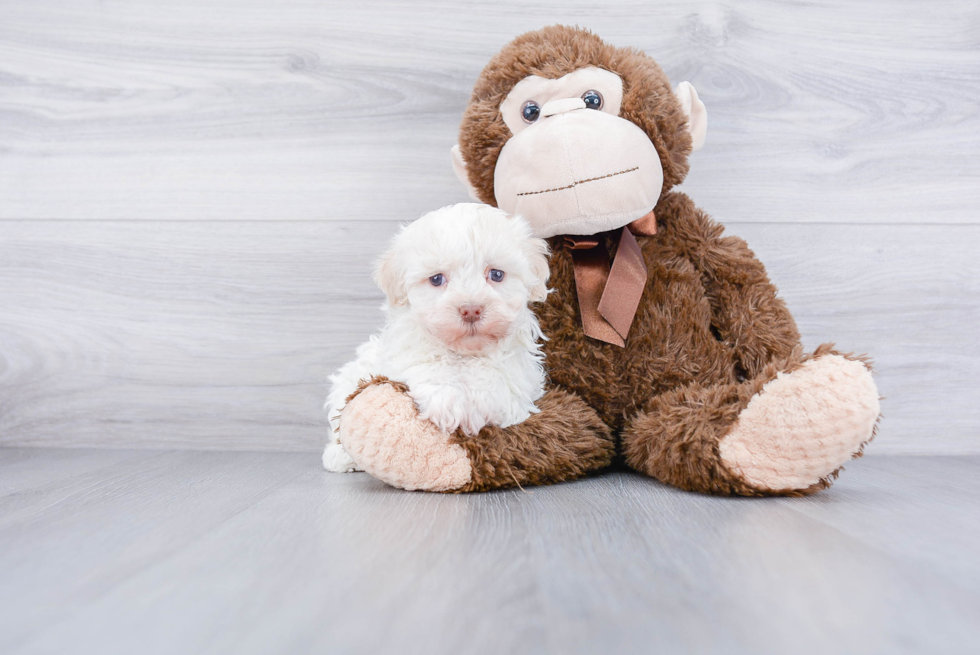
(337, 26, 880, 495)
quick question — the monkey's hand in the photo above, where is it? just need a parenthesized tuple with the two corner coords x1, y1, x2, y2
(338, 377, 473, 492)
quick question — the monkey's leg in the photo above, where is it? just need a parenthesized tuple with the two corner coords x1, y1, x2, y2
(622, 347, 880, 496)
(339, 377, 614, 492)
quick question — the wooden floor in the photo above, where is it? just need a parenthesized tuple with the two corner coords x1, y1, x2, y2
(1, 449, 978, 655)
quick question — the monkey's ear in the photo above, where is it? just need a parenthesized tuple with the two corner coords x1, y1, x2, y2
(451, 144, 483, 202)
(373, 244, 408, 307)
(674, 82, 707, 151)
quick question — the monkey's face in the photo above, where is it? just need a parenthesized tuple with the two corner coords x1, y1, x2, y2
(453, 27, 707, 240)
(493, 67, 663, 238)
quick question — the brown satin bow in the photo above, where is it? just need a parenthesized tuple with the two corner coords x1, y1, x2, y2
(564, 211, 657, 347)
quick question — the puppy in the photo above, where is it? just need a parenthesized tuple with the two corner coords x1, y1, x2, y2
(322, 203, 551, 473)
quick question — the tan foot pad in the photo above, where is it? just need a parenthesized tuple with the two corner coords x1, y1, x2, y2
(339, 383, 473, 492)
(719, 355, 880, 492)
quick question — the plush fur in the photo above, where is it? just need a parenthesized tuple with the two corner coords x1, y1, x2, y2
(449, 387, 615, 492)
(324, 203, 550, 473)
(336, 26, 881, 496)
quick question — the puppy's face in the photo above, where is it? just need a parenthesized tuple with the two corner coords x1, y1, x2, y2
(375, 204, 549, 355)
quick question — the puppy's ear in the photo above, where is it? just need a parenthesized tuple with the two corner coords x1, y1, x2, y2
(524, 237, 551, 303)
(373, 243, 408, 306)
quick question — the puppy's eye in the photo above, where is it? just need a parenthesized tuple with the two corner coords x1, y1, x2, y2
(521, 101, 540, 123)
(582, 90, 603, 110)
(488, 269, 505, 283)
(429, 274, 446, 287)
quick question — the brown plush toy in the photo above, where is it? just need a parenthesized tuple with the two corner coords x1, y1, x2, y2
(337, 25, 881, 495)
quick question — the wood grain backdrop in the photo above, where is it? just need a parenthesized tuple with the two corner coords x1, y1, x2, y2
(1, 0, 978, 452)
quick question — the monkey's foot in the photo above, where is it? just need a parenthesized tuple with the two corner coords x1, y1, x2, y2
(339, 381, 473, 492)
(719, 354, 880, 492)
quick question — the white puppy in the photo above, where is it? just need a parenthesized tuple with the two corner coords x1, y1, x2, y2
(322, 203, 551, 473)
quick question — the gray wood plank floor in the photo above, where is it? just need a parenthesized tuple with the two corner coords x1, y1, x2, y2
(1, 448, 978, 655)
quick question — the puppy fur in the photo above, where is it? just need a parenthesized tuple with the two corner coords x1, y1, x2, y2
(323, 203, 550, 473)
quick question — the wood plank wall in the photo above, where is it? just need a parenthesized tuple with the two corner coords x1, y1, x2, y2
(1, 1, 978, 453)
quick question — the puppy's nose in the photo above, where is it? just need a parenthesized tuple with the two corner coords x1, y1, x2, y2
(459, 304, 484, 323)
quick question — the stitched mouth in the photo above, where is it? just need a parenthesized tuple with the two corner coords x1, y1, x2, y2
(516, 166, 639, 197)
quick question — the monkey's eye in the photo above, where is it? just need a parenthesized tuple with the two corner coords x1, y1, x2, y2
(488, 269, 505, 283)
(582, 90, 603, 110)
(429, 274, 446, 287)
(521, 101, 540, 123)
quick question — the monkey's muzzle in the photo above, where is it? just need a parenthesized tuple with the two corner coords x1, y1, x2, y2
(494, 107, 664, 239)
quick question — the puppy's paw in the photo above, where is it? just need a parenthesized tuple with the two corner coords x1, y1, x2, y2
(418, 398, 467, 435)
(340, 381, 473, 492)
(414, 385, 488, 437)
(322, 440, 360, 473)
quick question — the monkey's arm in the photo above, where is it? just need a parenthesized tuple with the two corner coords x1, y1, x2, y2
(663, 192, 801, 378)
(338, 377, 614, 492)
